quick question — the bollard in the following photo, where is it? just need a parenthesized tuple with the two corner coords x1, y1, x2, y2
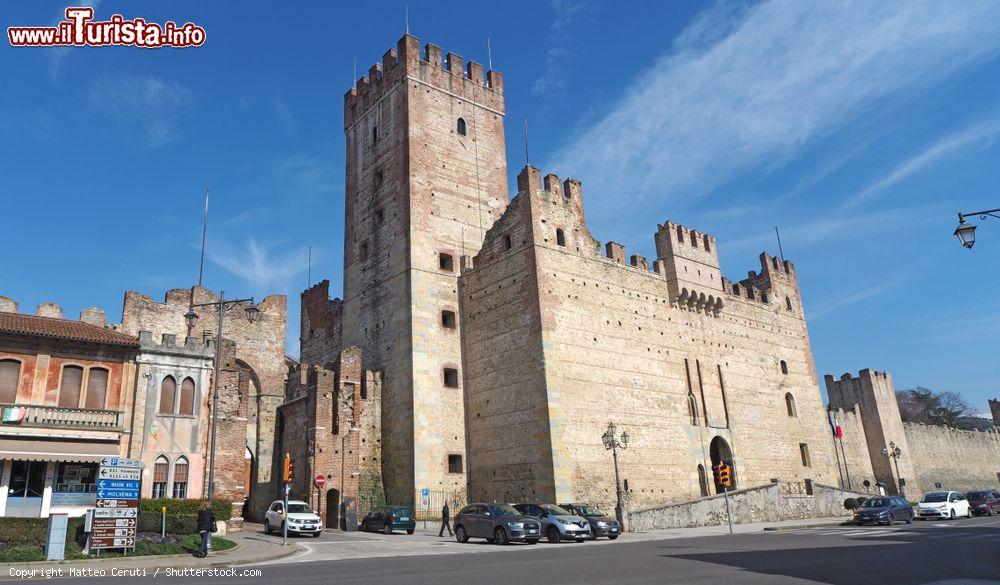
(161, 506, 167, 537)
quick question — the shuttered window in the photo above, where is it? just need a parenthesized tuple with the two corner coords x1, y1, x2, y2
(172, 457, 189, 498)
(58, 366, 83, 408)
(0, 359, 20, 404)
(159, 376, 176, 414)
(85, 368, 109, 410)
(152, 456, 169, 498)
(179, 377, 195, 415)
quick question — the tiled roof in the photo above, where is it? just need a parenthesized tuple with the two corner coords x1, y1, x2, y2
(0, 311, 138, 347)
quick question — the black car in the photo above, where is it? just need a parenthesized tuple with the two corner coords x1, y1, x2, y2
(454, 503, 540, 545)
(559, 503, 621, 539)
(967, 490, 1000, 516)
(854, 496, 914, 525)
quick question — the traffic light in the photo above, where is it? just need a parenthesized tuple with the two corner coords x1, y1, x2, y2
(282, 452, 295, 483)
(715, 463, 732, 488)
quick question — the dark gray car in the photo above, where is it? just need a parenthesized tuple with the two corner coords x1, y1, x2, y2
(512, 503, 591, 543)
(454, 503, 541, 545)
(559, 503, 621, 539)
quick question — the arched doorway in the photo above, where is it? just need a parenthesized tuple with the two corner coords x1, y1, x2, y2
(326, 488, 340, 530)
(709, 436, 737, 494)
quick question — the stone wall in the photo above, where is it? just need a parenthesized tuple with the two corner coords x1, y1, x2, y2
(628, 481, 861, 531)
(461, 165, 840, 511)
(904, 423, 1000, 493)
(827, 406, 878, 493)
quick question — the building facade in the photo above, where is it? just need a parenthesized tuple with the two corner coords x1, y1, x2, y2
(0, 300, 138, 518)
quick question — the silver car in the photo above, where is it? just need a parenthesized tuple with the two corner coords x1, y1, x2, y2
(513, 503, 591, 543)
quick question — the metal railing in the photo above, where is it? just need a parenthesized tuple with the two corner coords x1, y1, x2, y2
(1, 403, 123, 431)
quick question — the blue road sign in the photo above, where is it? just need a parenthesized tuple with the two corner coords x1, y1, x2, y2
(97, 479, 140, 490)
(97, 488, 140, 500)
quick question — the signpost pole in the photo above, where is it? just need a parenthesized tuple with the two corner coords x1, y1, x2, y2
(282, 483, 289, 546)
(724, 486, 733, 535)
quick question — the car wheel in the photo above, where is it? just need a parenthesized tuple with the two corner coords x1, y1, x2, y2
(988, 507, 995, 516)
(383, 523, 393, 535)
(312, 532, 321, 538)
(966, 508, 973, 519)
(905, 513, 912, 524)
(546, 526, 561, 543)
(455, 525, 469, 543)
(949, 509, 956, 520)
(406, 529, 414, 535)
(887, 514, 895, 526)
(494, 527, 509, 545)
(264, 520, 271, 535)
(607, 534, 619, 540)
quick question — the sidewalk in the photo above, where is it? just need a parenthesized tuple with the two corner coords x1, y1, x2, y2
(2, 530, 300, 580)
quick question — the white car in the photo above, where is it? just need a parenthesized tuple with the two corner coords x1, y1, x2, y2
(916, 491, 972, 520)
(264, 500, 323, 537)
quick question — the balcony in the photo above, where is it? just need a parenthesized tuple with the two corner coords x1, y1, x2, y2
(1, 404, 123, 432)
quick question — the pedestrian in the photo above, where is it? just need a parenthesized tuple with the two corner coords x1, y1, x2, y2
(439, 501, 453, 537)
(196, 501, 216, 558)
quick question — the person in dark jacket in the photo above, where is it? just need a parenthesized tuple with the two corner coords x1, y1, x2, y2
(196, 501, 216, 557)
(439, 502, 453, 537)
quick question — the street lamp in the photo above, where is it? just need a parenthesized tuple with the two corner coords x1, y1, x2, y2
(954, 209, 1000, 249)
(601, 422, 629, 528)
(881, 441, 905, 497)
(186, 290, 259, 549)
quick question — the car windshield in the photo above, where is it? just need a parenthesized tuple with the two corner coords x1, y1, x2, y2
(921, 493, 948, 503)
(863, 498, 892, 508)
(574, 506, 606, 516)
(288, 504, 313, 514)
(967, 491, 989, 500)
(540, 504, 570, 516)
(393, 507, 413, 515)
(491, 505, 520, 517)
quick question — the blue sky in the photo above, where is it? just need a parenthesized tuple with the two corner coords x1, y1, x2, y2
(2, 1, 999, 413)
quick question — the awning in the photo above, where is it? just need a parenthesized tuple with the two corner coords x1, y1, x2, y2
(0, 438, 121, 462)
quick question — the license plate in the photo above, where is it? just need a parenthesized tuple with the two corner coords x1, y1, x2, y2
(400, 517, 410, 521)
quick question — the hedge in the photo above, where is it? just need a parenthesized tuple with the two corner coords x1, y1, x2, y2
(137, 511, 198, 535)
(139, 498, 232, 521)
(0, 518, 85, 549)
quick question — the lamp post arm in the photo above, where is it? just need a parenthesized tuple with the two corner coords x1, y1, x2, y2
(958, 209, 1000, 222)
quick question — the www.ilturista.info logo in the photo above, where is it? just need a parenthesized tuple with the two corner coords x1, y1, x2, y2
(8, 7, 206, 48)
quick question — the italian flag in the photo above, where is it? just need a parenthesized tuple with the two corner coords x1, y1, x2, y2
(828, 411, 843, 439)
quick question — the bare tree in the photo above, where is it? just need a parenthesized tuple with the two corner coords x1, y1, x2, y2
(896, 387, 974, 427)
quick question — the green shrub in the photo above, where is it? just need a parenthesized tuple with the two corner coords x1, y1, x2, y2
(855, 496, 868, 507)
(844, 498, 859, 510)
(137, 511, 198, 535)
(0, 518, 48, 546)
(139, 498, 231, 521)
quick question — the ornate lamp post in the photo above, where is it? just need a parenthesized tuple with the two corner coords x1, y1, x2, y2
(954, 208, 1000, 249)
(881, 441, 905, 497)
(184, 291, 259, 550)
(601, 422, 629, 528)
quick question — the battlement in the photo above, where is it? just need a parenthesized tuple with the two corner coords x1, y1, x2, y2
(654, 221, 719, 266)
(138, 329, 215, 357)
(345, 34, 505, 129)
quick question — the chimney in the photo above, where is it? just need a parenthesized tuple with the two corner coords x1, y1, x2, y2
(80, 307, 106, 326)
(36, 302, 63, 319)
(0, 295, 17, 313)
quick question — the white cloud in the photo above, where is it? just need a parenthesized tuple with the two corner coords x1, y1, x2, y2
(808, 277, 904, 320)
(547, 0, 1000, 216)
(844, 118, 1000, 208)
(88, 77, 192, 147)
(47, 0, 102, 77)
(206, 238, 309, 293)
(531, 0, 586, 95)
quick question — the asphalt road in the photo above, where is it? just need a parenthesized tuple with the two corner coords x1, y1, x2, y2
(44, 516, 1000, 585)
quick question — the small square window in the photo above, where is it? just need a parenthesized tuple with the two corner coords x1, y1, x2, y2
(448, 454, 463, 474)
(360, 242, 369, 262)
(441, 310, 456, 329)
(439, 252, 454, 272)
(443, 367, 459, 388)
(502, 234, 512, 251)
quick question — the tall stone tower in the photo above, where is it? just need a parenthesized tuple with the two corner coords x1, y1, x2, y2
(826, 369, 917, 496)
(341, 35, 508, 501)
(990, 398, 1000, 427)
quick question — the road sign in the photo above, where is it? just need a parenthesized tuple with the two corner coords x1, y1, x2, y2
(91, 537, 135, 548)
(100, 457, 142, 468)
(97, 479, 140, 490)
(92, 517, 136, 528)
(96, 498, 138, 509)
(420, 488, 430, 509)
(98, 467, 141, 481)
(315, 475, 326, 488)
(93, 508, 137, 518)
(91, 527, 136, 539)
(97, 488, 140, 499)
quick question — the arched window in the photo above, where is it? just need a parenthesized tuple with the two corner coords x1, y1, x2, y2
(456, 117, 467, 136)
(780, 360, 788, 375)
(785, 296, 793, 311)
(172, 456, 189, 498)
(179, 377, 196, 415)
(0, 359, 20, 404)
(159, 376, 176, 414)
(152, 456, 169, 498)
(372, 125, 378, 142)
(785, 393, 797, 417)
(58, 365, 84, 408)
(687, 392, 698, 426)
(556, 228, 566, 247)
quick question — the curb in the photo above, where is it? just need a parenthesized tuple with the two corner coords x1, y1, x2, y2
(762, 522, 850, 531)
(1, 538, 301, 578)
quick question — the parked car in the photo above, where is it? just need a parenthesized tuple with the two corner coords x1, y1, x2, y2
(966, 490, 1000, 516)
(512, 503, 591, 543)
(853, 496, 913, 525)
(264, 500, 323, 537)
(559, 503, 621, 540)
(916, 491, 972, 520)
(454, 503, 540, 545)
(360, 506, 416, 534)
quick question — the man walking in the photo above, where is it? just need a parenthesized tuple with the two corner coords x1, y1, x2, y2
(439, 501, 453, 537)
